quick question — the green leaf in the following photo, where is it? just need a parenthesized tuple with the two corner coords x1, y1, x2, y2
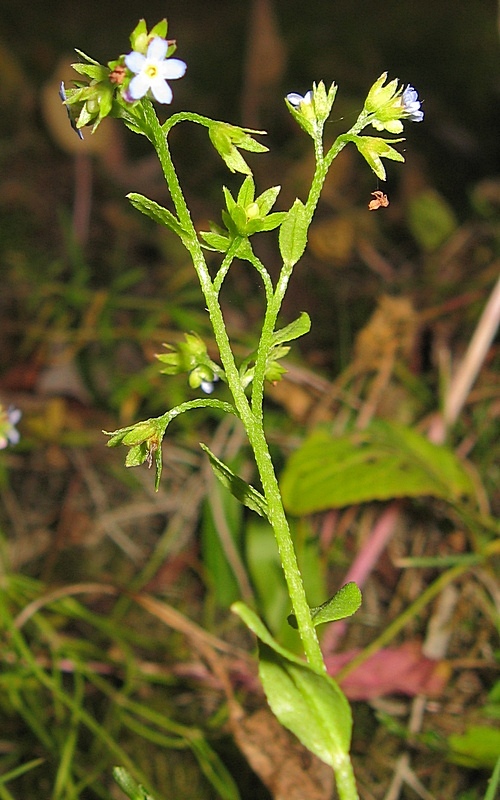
(127, 193, 186, 238)
(200, 443, 269, 519)
(485, 757, 500, 800)
(232, 603, 352, 769)
(407, 189, 458, 251)
(288, 582, 362, 629)
(279, 199, 308, 267)
(281, 420, 476, 515)
(448, 726, 500, 769)
(272, 312, 311, 347)
(113, 767, 156, 800)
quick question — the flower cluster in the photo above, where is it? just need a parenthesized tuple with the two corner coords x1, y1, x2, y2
(60, 19, 186, 135)
(156, 333, 224, 392)
(285, 81, 337, 138)
(363, 72, 424, 134)
(0, 405, 21, 450)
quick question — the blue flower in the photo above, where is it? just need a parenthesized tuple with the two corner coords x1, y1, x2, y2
(0, 405, 21, 449)
(285, 91, 313, 109)
(401, 85, 424, 122)
(124, 37, 186, 104)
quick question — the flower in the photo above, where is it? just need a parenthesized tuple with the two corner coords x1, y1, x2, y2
(285, 91, 313, 108)
(363, 73, 423, 133)
(200, 376, 219, 395)
(401, 85, 424, 122)
(124, 37, 186, 103)
(0, 405, 21, 449)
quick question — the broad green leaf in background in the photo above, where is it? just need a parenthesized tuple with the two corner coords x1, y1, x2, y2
(233, 603, 353, 772)
(447, 726, 500, 770)
(202, 470, 243, 607)
(407, 189, 458, 251)
(246, 517, 326, 649)
(281, 420, 476, 515)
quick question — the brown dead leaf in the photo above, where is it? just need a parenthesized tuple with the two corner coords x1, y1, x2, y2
(231, 706, 335, 800)
(325, 641, 451, 701)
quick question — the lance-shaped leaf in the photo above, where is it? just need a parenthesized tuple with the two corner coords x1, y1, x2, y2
(232, 603, 353, 772)
(279, 199, 308, 267)
(271, 312, 311, 347)
(200, 443, 269, 519)
(127, 193, 186, 238)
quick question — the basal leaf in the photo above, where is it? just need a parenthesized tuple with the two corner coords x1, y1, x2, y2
(232, 603, 352, 770)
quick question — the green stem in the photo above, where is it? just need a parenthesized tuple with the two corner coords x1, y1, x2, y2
(145, 101, 323, 669)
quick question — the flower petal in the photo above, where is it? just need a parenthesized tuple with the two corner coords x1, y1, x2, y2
(147, 37, 169, 61)
(286, 92, 305, 107)
(8, 427, 20, 445)
(150, 77, 173, 104)
(128, 73, 150, 100)
(159, 58, 187, 80)
(125, 51, 146, 74)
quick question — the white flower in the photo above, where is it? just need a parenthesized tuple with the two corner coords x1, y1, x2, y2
(401, 85, 424, 122)
(0, 405, 21, 449)
(125, 37, 186, 104)
(200, 375, 219, 395)
(286, 90, 313, 108)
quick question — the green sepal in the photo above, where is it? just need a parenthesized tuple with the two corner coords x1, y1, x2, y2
(73, 48, 102, 67)
(348, 134, 405, 181)
(237, 175, 255, 207)
(255, 184, 281, 215)
(127, 193, 186, 238)
(208, 122, 268, 175)
(288, 582, 362, 629)
(70, 63, 109, 82)
(125, 442, 149, 467)
(200, 443, 269, 519)
(232, 603, 353, 770)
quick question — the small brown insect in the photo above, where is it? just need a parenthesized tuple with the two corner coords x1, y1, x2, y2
(368, 190, 389, 210)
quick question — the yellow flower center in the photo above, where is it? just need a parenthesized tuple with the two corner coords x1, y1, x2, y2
(145, 65, 159, 79)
